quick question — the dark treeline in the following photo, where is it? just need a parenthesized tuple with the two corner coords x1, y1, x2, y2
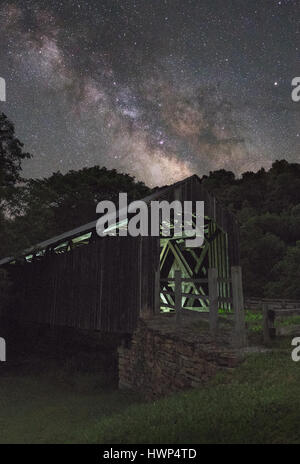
(1, 113, 300, 298)
(201, 162, 300, 298)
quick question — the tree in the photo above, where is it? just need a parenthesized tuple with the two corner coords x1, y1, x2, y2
(0, 113, 30, 198)
(240, 227, 285, 296)
(0, 113, 31, 257)
(199, 161, 300, 297)
(264, 242, 300, 299)
(4, 166, 150, 255)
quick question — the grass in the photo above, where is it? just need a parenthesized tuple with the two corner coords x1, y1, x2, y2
(0, 339, 300, 444)
(276, 315, 300, 327)
(80, 348, 300, 444)
(0, 367, 141, 444)
(241, 309, 300, 333)
(1, 310, 300, 444)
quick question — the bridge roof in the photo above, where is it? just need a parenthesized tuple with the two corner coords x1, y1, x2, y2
(0, 174, 239, 266)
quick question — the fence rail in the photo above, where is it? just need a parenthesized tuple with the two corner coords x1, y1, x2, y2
(263, 303, 300, 343)
(159, 266, 246, 347)
(245, 297, 300, 311)
(160, 277, 209, 283)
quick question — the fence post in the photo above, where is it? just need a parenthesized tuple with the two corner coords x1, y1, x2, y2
(175, 270, 181, 325)
(231, 265, 247, 348)
(208, 267, 218, 336)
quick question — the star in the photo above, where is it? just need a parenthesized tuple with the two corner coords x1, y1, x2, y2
(0, 0, 298, 187)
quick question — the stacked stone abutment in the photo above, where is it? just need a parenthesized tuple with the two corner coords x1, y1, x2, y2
(118, 316, 243, 399)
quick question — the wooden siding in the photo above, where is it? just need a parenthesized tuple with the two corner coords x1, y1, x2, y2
(10, 236, 142, 333)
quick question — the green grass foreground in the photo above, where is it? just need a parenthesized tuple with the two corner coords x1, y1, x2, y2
(0, 338, 300, 444)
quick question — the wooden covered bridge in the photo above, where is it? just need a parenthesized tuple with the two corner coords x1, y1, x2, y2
(0, 175, 245, 345)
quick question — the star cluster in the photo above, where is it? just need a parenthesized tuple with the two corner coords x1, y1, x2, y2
(0, 0, 299, 186)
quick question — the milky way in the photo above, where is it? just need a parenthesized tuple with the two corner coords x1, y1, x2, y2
(0, 0, 299, 186)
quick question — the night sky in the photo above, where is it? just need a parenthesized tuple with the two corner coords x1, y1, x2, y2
(0, 0, 299, 187)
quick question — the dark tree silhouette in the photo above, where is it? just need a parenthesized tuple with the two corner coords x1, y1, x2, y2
(4, 166, 150, 254)
(0, 113, 31, 196)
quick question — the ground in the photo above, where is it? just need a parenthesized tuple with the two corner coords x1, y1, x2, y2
(0, 313, 300, 444)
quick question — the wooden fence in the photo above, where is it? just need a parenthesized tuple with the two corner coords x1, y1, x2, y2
(160, 265, 246, 347)
(263, 303, 300, 344)
(245, 297, 300, 311)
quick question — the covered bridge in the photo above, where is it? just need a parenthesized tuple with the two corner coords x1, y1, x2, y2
(0, 175, 243, 338)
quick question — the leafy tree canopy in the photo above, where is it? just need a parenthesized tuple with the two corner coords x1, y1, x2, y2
(201, 160, 300, 297)
(0, 113, 30, 198)
(4, 166, 150, 254)
(0, 113, 31, 258)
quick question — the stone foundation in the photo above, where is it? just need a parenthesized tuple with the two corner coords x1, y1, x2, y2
(118, 314, 243, 399)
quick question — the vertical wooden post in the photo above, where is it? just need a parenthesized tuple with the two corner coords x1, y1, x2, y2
(263, 302, 270, 345)
(231, 265, 247, 348)
(208, 267, 218, 336)
(175, 270, 181, 325)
